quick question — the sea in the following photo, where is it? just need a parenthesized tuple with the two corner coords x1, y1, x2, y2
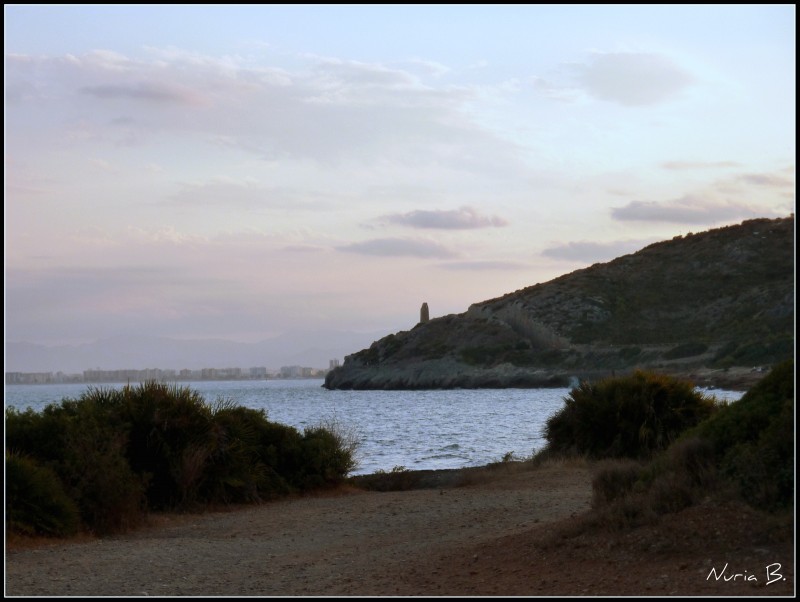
(4, 379, 744, 476)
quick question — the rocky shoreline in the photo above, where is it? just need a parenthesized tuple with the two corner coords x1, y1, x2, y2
(324, 359, 763, 392)
(324, 357, 575, 390)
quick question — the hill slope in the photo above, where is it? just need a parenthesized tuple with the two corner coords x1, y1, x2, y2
(325, 216, 794, 390)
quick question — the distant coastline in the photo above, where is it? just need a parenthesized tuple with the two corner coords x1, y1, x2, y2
(7, 365, 765, 391)
(5, 366, 332, 386)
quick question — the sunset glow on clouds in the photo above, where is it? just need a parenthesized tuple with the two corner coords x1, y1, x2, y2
(5, 5, 795, 348)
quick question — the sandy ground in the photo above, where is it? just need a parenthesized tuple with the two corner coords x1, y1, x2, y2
(5, 460, 794, 597)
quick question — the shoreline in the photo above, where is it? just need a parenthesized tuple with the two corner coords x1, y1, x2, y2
(324, 365, 763, 392)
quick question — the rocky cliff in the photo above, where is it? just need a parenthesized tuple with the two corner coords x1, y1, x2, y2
(325, 216, 794, 390)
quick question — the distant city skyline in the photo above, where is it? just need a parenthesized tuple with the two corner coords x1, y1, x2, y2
(5, 5, 795, 356)
(7, 364, 332, 385)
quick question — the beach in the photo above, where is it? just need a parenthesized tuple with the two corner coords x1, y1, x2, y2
(5, 459, 794, 597)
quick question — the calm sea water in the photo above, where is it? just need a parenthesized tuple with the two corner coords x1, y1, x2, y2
(4, 379, 744, 476)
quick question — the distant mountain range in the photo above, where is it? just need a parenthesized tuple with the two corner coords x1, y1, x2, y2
(325, 216, 795, 390)
(5, 329, 386, 374)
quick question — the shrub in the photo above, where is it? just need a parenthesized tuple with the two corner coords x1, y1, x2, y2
(712, 341, 740, 365)
(460, 345, 501, 366)
(543, 370, 717, 459)
(5, 405, 75, 463)
(202, 401, 271, 503)
(6, 452, 80, 537)
(293, 419, 360, 490)
(5, 399, 146, 535)
(591, 458, 643, 507)
(316, 415, 361, 476)
(660, 435, 717, 488)
(251, 420, 306, 495)
(687, 359, 793, 510)
(55, 406, 145, 534)
(729, 338, 793, 366)
(460, 343, 537, 367)
(663, 341, 709, 360)
(109, 382, 215, 509)
(5, 381, 363, 537)
(617, 347, 642, 362)
(641, 436, 718, 515)
(587, 364, 792, 533)
(588, 436, 718, 529)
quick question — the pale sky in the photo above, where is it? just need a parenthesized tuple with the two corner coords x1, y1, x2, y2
(4, 5, 796, 347)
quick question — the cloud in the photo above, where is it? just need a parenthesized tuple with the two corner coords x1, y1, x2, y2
(531, 76, 580, 103)
(168, 180, 330, 210)
(439, 260, 528, 271)
(574, 52, 694, 106)
(541, 239, 656, 263)
(402, 58, 451, 77)
(80, 82, 203, 105)
(281, 244, 328, 254)
(661, 160, 741, 170)
(312, 58, 420, 91)
(337, 237, 456, 258)
(611, 195, 780, 225)
(736, 172, 794, 188)
(532, 51, 694, 107)
(89, 158, 116, 172)
(125, 226, 207, 246)
(379, 206, 508, 229)
(6, 50, 525, 174)
(709, 168, 795, 199)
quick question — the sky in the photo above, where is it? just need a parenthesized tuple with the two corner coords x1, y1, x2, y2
(4, 4, 796, 350)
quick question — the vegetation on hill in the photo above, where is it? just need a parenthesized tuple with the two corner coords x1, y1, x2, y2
(326, 216, 794, 390)
(5, 382, 359, 537)
(478, 217, 793, 345)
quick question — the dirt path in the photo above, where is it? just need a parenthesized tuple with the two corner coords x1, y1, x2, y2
(5, 461, 794, 597)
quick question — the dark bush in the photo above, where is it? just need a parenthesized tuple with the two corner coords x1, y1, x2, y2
(56, 407, 145, 534)
(460, 345, 500, 366)
(294, 426, 356, 490)
(730, 338, 793, 365)
(688, 359, 794, 510)
(6, 452, 80, 537)
(543, 370, 717, 459)
(5, 399, 146, 535)
(253, 420, 305, 493)
(5, 405, 73, 463)
(5, 381, 361, 537)
(588, 436, 718, 529)
(712, 341, 740, 364)
(587, 363, 793, 532)
(202, 402, 270, 503)
(618, 347, 642, 362)
(663, 341, 709, 360)
(591, 459, 643, 507)
(108, 382, 215, 509)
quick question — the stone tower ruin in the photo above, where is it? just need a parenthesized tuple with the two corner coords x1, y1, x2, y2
(420, 302, 430, 324)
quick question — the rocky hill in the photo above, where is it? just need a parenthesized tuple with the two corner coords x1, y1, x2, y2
(324, 216, 794, 390)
